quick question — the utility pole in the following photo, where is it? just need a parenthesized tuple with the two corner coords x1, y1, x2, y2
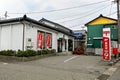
(113, 0, 120, 59)
(116, 0, 120, 45)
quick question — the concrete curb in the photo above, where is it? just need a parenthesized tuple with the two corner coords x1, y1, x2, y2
(0, 54, 56, 62)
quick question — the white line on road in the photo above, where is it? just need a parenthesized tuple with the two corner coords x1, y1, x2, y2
(64, 56, 78, 63)
(3, 63, 8, 65)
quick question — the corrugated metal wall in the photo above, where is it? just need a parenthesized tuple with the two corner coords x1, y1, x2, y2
(87, 24, 118, 48)
(87, 24, 103, 48)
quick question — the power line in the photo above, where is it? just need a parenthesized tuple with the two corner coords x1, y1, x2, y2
(109, 11, 117, 16)
(69, 24, 85, 28)
(109, 2, 113, 17)
(66, 3, 116, 29)
(53, 4, 109, 21)
(69, 10, 117, 29)
(59, 4, 111, 28)
(69, 12, 116, 28)
(59, 4, 111, 23)
(8, 0, 110, 14)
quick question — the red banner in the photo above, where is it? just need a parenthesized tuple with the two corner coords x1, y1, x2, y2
(37, 33, 44, 48)
(102, 37, 111, 60)
(46, 34, 51, 48)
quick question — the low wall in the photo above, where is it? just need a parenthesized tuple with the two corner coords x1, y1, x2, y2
(0, 54, 56, 62)
(95, 48, 102, 55)
(86, 48, 95, 55)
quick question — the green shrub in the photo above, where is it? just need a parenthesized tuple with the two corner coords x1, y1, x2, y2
(16, 50, 37, 57)
(37, 50, 42, 55)
(6, 50, 16, 56)
(48, 49, 51, 54)
(37, 49, 53, 55)
(41, 49, 48, 55)
(0, 49, 56, 57)
(38, 49, 56, 55)
(0, 50, 6, 55)
(25, 50, 37, 57)
(16, 50, 25, 57)
(0, 50, 16, 56)
(51, 49, 56, 54)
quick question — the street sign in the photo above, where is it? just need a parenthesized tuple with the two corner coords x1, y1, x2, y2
(103, 28, 111, 61)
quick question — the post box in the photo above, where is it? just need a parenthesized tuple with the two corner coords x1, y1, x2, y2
(112, 48, 118, 55)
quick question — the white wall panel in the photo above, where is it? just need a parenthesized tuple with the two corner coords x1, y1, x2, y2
(0, 24, 23, 51)
(12, 24, 23, 50)
(1, 25, 11, 50)
(25, 24, 37, 50)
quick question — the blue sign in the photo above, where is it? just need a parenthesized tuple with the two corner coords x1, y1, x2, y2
(73, 33, 83, 39)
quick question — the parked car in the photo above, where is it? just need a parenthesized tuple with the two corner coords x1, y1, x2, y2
(72, 47, 84, 55)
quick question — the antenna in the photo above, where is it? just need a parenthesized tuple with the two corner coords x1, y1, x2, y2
(4, 11, 9, 19)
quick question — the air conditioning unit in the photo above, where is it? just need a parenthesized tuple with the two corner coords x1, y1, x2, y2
(26, 38, 33, 49)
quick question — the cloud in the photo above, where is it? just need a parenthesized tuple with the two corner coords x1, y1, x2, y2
(0, 0, 116, 30)
(0, 0, 29, 18)
(0, 0, 28, 12)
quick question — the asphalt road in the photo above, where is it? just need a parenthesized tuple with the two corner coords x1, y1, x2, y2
(0, 55, 111, 80)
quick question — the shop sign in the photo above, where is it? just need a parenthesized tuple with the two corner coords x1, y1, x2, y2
(37, 33, 44, 48)
(46, 34, 51, 48)
(103, 28, 111, 61)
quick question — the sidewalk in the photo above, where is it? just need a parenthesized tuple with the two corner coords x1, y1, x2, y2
(96, 60, 120, 80)
(108, 61, 120, 80)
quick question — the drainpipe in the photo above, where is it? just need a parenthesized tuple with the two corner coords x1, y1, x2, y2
(23, 23, 25, 51)
(21, 22, 25, 51)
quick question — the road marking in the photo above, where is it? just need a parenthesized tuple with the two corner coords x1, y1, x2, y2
(64, 56, 78, 63)
(3, 63, 8, 65)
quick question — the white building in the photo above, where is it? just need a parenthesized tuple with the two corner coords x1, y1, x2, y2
(0, 15, 74, 52)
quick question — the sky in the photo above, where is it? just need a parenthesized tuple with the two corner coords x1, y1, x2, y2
(0, 0, 117, 30)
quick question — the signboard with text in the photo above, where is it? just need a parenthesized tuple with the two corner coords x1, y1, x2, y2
(37, 33, 44, 49)
(103, 28, 111, 61)
(46, 34, 52, 48)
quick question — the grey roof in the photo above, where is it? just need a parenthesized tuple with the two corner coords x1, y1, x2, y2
(0, 15, 74, 37)
(39, 18, 72, 31)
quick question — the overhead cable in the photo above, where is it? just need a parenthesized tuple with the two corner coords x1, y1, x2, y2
(8, 0, 110, 14)
(59, 5, 111, 23)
